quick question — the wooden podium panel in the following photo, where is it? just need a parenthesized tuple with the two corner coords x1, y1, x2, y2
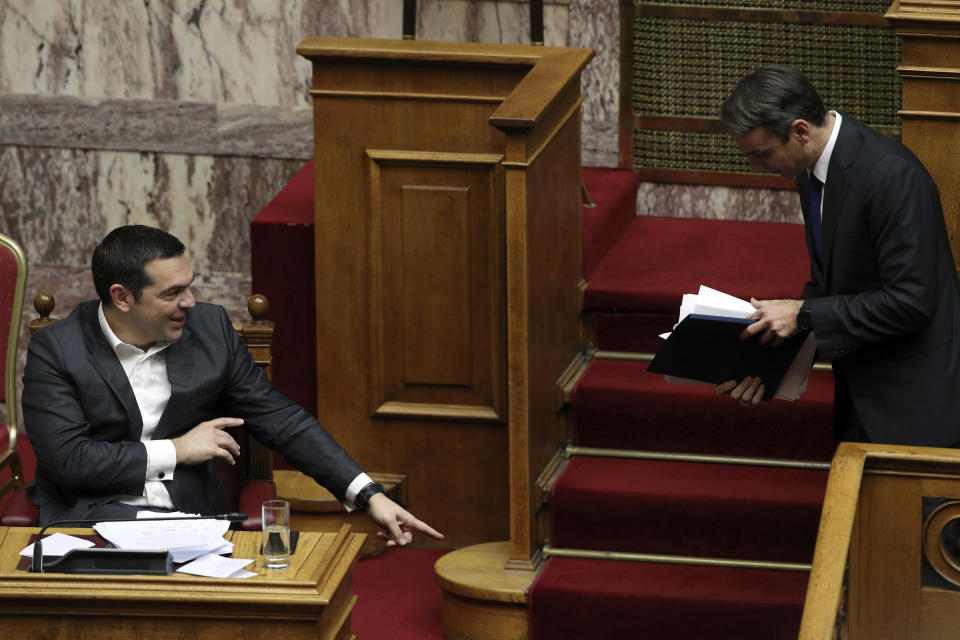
(0, 526, 364, 640)
(297, 38, 592, 556)
(886, 1, 960, 276)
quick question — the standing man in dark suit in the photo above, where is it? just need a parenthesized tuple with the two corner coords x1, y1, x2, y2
(715, 65, 960, 447)
(22, 224, 443, 546)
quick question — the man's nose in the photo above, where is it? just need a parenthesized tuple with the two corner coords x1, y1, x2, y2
(180, 288, 196, 308)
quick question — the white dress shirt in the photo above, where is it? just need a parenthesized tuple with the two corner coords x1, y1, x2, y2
(98, 302, 178, 509)
(809, 110, 843, 220)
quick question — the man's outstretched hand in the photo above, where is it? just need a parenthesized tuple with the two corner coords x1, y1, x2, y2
(366, 493, 444, 547)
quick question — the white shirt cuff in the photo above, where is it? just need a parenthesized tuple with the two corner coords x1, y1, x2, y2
(144, 439, 177, 482)
(343, 473, 374, 512)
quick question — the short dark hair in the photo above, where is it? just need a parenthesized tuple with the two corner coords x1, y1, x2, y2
(720, 66, 827, 142)
(92, 225, 185, 304)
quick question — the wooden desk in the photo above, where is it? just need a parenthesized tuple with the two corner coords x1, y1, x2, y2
(0, 525, 365, 640)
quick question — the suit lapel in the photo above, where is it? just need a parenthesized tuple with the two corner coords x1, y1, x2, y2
(819, 111, 859, 284)
(154, 324, 197, 440)
(81, 304, 143, 441)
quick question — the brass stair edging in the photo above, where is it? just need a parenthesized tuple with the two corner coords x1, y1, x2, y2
(542, 544, 812, 572)
(566, 445, 831, 471)
(592, 349, 833, 371)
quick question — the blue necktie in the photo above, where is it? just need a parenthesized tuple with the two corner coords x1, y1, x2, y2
(808, 174, 823, 260)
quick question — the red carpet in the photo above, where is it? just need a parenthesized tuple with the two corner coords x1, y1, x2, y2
(529, 171, 831, 639)
(551, 456, 827, 562)
(585, 216, 810, 314)
(573, 359, 836, 461)
(352, 548, 449, 640)
(529, 559, 809, 640)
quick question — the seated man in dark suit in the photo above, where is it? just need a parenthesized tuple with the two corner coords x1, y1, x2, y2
(22, 224, 442, 546)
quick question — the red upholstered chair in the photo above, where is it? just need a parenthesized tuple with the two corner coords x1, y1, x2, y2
(0, 232, 36, 526)
(0, 291, 278, 530)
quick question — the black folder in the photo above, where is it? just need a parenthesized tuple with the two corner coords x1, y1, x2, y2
(647, 314, 809, 402)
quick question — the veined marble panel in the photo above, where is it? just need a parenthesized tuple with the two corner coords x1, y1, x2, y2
(571, 0, 620, 168)
(636, 181, 804, 224)
(0, 145, 304, 274)
(0, 0, 323, 106)
(417, 0, 569, 46)
(0, 95, 313, 159)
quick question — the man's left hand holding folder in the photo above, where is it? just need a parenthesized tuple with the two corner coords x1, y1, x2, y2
(716, 297, 805, 406)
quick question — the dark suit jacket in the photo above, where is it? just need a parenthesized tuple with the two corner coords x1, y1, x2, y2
(22, 300, 363, 524)
(798, 113, 960, 446)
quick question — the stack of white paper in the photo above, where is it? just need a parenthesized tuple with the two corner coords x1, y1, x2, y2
(94, 512, 234, 563)
(661, 285, 816, 401)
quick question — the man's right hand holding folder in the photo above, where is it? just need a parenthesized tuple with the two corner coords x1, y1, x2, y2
(715, 297, 806, 406)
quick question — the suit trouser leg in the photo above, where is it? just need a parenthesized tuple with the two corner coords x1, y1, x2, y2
(833, 362, 870, 443)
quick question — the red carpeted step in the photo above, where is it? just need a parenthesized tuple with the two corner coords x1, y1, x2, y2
(585, 216, 810, 314)
(573, 359, 836, 461)
(593, 310, 678, 352)
(551, 456, 827, 562)
(581, 167, 640, 279)
(529, 557, 807, 640)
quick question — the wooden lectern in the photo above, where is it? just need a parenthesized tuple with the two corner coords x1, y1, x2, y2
(886, 1, 960, 277)
(295, 38, 593, 639)
(295, 37, 593, 558)
(0, 525, 364, 640)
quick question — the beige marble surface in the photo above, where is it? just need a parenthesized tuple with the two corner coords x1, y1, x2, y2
(637, 182, 804, 223)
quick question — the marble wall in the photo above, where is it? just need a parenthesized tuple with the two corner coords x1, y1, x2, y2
(0, 0, 622, 427)
(0, 0, 792, 429)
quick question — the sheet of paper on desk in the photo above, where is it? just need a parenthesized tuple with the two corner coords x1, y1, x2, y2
(658, 285, 816, 401)
(95, 517, 233, 563)
(19, 532, 95, 558)
(176, 553, 256, 579)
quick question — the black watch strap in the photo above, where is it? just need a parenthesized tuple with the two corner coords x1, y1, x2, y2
(355, 482, 388, 511)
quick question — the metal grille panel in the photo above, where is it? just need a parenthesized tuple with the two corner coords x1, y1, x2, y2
(632, 10, 902, 174)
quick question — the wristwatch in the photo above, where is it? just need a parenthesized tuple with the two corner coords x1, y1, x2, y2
(797, 302, 813, 332)
(355, 482, 388, 511)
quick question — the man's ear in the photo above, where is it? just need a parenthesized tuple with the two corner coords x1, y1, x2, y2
(791, 119, 811, 144)
(109, 284, 134, 312)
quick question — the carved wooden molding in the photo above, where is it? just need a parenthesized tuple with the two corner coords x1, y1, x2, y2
(922, 499, 960, 587)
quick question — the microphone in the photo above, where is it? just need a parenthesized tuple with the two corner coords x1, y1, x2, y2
(31, 512, 247, 574)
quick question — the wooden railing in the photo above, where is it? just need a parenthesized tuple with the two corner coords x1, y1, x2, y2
(800, 442, 960, 639)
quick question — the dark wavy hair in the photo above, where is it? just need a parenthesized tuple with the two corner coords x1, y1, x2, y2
(720, 66, 826, 142)
(92, 225, 185, 305)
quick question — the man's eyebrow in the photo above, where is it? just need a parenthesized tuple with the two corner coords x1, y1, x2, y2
(157, 274, 196, 296)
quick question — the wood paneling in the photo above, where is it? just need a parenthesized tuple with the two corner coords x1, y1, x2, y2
(0, 525, 363, 640)
(367, 151, 505, 421)
(297, 38, 592, 554)
(887, 1, 960, 275)
(800, 443, 960, 639)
